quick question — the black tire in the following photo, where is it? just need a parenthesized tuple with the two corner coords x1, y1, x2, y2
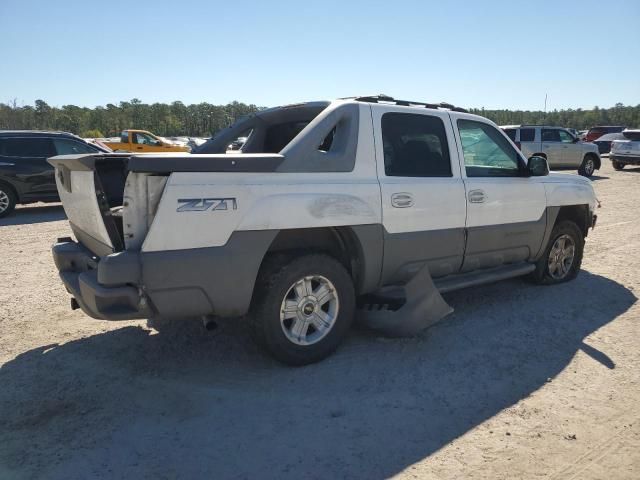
(529, 220, 584, 285)
(249, 253, 355, 366)
(612, 160, 625, 171)
(578, 154, 597, 177)
(0, 182, 17, 218)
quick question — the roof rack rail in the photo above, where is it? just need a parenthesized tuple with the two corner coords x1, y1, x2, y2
(353, 94, 468, 113)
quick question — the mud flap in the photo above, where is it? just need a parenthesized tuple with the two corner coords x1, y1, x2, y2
(358, 265, 453, 337)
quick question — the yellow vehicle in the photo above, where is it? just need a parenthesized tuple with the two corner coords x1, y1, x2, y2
(103, 130, 190, 153)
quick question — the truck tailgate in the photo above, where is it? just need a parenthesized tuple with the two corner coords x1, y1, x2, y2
(48, 154, 130, 256)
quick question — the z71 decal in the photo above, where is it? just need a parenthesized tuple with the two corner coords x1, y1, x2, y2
(177, 198, 238, 212)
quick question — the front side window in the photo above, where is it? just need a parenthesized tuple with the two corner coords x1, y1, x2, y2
(558, 130, 574, 143)
(53, 138, 97, 155)
(542, 129, 561, 142)
(381, 113, 452, 177)
(457, 120, 521, 177)
(0, 138, 55, 157)
(134, 132, 158, 145)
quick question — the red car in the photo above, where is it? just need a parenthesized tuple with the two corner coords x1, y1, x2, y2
(585, 126, 626, 142)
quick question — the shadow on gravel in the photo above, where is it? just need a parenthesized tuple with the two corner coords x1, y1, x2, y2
(589, 175, 609, 181)
(0, 204, 65, 226)
(0, 271, 636, 479)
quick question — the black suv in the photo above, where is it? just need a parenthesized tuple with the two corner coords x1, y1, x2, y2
(0, 131, 107, 217)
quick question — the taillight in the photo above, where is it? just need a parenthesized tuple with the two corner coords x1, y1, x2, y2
(515, 141, 521, 150)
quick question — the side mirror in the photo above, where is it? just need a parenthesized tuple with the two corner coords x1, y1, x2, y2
(527, 156, 549, 176)
(573, 137, 580, 143)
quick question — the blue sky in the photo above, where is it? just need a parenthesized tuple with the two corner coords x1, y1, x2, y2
(1, 0, 638, 110)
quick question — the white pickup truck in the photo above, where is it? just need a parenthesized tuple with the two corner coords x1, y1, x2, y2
(49, 95, 598, 365)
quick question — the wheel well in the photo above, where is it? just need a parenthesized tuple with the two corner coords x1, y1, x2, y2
(264, 227, 363, 289)
(585, 152, 601, 169)
(0, 179, 18, 200)
(556, 205, 589, 237)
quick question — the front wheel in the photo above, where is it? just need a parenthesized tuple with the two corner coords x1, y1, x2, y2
(0, 183, 17, 218)
(529, 221, 584, 285)
(578, 155, 596, 177)
(612, 160, 625, 171)
(249, 253, 355, 365)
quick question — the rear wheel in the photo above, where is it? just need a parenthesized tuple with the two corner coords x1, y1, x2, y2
(530, 221, 584, 285)
(0, 183, 17, 218)
(612, 160, 625, 171)
(578, 155, 596, 177)
(249, 253, 355, 365)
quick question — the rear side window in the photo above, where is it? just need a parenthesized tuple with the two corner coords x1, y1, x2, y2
(381, 113, 452, 177)
(53, 138, 97, 155)
(520, 128, 535, 142)
(503, 129, 516, 141)
(0, 137, 55, 157)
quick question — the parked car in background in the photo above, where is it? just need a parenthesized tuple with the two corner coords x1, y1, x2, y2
(102, 129, 191, 153)
(501, 125, 601, 177)
(584, 125, 626, 142)
(227, 136, 248, 151)
(0, 130, 108, 217)
(610, 129, 640, 170)
(593, 132, 625, 155)
(567, 128, 580, 138)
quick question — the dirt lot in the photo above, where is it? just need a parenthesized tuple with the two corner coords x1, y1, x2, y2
(1, 162, 639, 480)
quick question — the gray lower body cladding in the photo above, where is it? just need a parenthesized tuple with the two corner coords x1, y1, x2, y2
(53, 207, 567, 322)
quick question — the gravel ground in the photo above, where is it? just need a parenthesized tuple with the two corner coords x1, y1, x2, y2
(0, 162, 639, 479)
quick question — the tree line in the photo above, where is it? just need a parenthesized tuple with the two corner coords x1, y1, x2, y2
(0, 99, 638, 139)
(0, 99, 260, 138)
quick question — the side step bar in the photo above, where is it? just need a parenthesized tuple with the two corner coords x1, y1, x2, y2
(434, 262, 535, 294)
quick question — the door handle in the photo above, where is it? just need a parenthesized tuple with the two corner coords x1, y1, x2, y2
(468, 189, 486, 203)
(136, 146, 143, 150)
(391, 192, 414, 208)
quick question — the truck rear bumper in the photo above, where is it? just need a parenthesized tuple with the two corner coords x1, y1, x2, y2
(52, 239, 150, 320)
(52, 230, 278, 321)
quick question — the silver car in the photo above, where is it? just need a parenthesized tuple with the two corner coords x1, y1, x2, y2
(502, 125, 601, 177)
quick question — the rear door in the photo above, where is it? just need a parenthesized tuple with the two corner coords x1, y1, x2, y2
(541, 129, 565, 167)
(451, 115, 547, 272)
(0, 137, 57, 197)
(372, 106, 467, 283)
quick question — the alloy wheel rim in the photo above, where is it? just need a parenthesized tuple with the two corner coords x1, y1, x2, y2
(280, 275, 339, 346)
(585, 159, 594, 175)
(547, 234, 575, 279)
(0, 190, 9, 213)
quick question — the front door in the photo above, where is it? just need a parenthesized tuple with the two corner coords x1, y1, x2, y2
(451, 116, 548, 272)
(373, 107, 467, 284)
(558, 129, 581, 167)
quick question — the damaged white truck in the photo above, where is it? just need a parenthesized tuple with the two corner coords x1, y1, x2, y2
(49, 95, 598, 365)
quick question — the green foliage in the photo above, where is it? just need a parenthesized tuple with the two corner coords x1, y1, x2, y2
(0, 99, 261, 137)
(1, 99, 638, 138)
(82, 129, 104, 138)
(468, 103, 640, 129)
